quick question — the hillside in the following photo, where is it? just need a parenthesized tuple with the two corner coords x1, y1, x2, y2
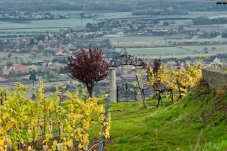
(103, 79, 227, 151)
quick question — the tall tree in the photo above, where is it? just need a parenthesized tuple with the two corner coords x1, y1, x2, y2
(67, 47, 109, 97)
(29, 70, 37, 90)
(211, 47, 216, 51)
(7, 53, 12, 59)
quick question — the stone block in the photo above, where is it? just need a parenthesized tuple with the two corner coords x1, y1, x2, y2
(202, 67, 227, 88)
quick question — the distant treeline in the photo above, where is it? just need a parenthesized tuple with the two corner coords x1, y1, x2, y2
(132, 1, 227, 15)
(1, 0, 227, 12)
(192, 16, 227, 25)
(132, 8, 187, 16)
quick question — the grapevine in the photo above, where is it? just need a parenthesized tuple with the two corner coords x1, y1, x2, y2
(145, 58, 203, 105)
(0, 81, 110, 151)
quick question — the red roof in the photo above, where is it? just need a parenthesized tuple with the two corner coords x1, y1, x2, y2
(167, 61, 176, 66)
(0, 77, 6, 81)
(43, 60, 51, 63)
(13, 64, 24, 67)
(120, 74, 136, 79)
(116, 68, 125, 73)
(121, 65, 135, 69)
(116, 76, 123, 81)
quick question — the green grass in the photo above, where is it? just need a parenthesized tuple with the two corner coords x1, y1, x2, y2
(98, 91, 227, 151)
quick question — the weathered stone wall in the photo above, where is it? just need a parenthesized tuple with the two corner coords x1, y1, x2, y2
(202, 67, 227, 88)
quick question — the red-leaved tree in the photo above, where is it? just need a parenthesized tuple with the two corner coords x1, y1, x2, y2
(67, 47, 109, 97)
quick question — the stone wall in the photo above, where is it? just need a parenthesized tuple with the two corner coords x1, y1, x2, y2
(202, 67, 227, 88)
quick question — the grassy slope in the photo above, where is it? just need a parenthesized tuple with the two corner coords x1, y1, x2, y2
(103, 90, 227, 151)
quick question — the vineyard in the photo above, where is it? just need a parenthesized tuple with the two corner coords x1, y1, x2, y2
(106, 56, 227, 150)
(132, 54, 204, 109)
(0, 81, 110, 151)
(0, 53, 225, 150)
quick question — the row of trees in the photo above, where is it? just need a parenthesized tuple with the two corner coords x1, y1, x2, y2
(1, 0, 226, 13)
(132, 7, 186, 15)
(192, 16, 227, 25)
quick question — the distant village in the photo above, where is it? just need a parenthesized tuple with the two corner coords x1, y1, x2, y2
(0, 11, 225, 97)
(0, 10, 73, 19)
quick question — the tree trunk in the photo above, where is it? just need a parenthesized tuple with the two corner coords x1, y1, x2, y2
(88, 90, 92, 98)
(87, 85, 94, 98)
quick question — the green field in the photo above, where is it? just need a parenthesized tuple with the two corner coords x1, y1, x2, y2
(114, 47, 216, 59)
(0, 12, 132, 34)
(0, 11, 227, 34)
(0, 18, 96, 32)
(96, 12, 133, 19)
(0, 54, 54, 64)
(97, 86, 227, 150)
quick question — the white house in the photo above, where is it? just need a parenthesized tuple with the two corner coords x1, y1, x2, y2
(213, 57, 221, 64)
(42, 60, 53, 66)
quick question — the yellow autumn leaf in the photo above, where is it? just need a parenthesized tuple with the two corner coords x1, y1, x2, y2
(78, 143, 83, 149)
(0, 139, 4, 146)
(135, 73, 141, 77)
(66, 141, 72, 147)
(133, 83, 137, 87)
(28, 146, 32, 151)
(82, 121, 90, 130)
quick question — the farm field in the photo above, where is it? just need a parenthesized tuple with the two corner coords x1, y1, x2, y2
(215, 35, 224, 39)
(0, 51, 23, 58)
(0, 11, 227, 34)
(96, 12, 133, 19)
(159, 19, 191, 25)
(115, 47, 217, 59)
(0, 54, 54, 64)
(209, 14, 227, 19)
(110, 35, 227, 44)
(115, 47, 193, 55)
(101, 34, 124, 38)
(0, 28, 59, 33)
(111, 36, 167, 43)
(0, 18, 94, 35)
(180, 45, 227, 52)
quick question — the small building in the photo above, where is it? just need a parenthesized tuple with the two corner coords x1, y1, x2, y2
(42, 60, 53, 66)
(116, 76, 123, 83)
(167, 60, 177, 67)
(0, 65, 7, 71)
(33, 61, 43, 66)
(69, 47, 78, 51)
(0, 77, 6, 81)
(120, 74, 136, 82)
(213, 57, 221, 64)
(121, 65, 135, 70)
(11, 64, 29, 74)
(55, 50, 63, 56)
